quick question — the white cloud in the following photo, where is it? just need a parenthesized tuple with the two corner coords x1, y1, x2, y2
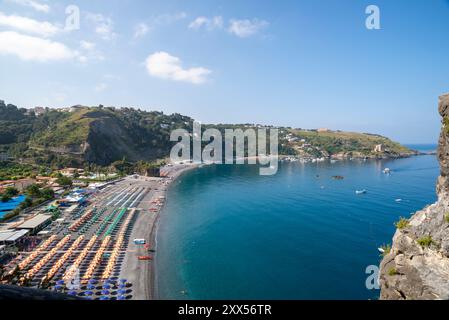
(86, 13, 116, 40)
(7, 0, 50, 13)
(0, 31, 75, 62)
(95, 83, 108, 92)
(189, 16, 223, 31)
(228, 18, 269, 38)
(133, 23, 150, 39)
(145, 51, 211, 85)
(78, 40, 104, 63)
(80, 40, 95, 50)
(0, 11, 60, 37)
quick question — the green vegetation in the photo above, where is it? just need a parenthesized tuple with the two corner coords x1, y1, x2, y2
(380, 244, 392, 257)
(286, 129, 413, 157)
(1, 194, 12, 202)
(55, 176, 73, 187)
(417, 236, 434, 248)
(445, 213, 449, 223)
(25, 184, 54, 201)
(0, 102, 414, 168)
(0, 161, 42, 181)
(444, 117, 449, 135)
(388, 268, 398, 276)
(395, 217, 409, 230)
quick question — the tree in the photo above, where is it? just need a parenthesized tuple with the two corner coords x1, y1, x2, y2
(56, 176, 72, 187)
(25, 184, 41, 198)
(19, 197, 33, 210)
(4, 187, 19, 197)
(41, 188, 55, 200)
(1, 194, 12, 202)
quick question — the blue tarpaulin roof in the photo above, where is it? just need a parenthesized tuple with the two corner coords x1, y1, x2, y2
(0, 195, 26, 218)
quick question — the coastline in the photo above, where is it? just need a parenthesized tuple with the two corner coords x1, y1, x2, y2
(144, 154, 436, 300)
(148, 164, 200, 300)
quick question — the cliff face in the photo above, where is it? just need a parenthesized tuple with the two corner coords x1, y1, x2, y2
(379, 93, 449, 300)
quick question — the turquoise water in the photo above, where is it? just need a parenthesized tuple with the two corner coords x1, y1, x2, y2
(156, 154, 439, 300)
(0, 195, 26, 219)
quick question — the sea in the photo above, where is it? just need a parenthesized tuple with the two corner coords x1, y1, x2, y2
(156, 144, 439, 300)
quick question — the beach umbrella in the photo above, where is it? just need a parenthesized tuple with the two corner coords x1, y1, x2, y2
(87, 284, 96, 290)
(118, 283, 126, 289)
(102, 284, 111, 289)
(56, 280, 65, 285)
(101, 290, 110, 295)
(117, 289, 127, 295)
(100, 296, 110, 300)
(119, 279, 127, 283)
(88, 279, 97, 284)
(117, 295, 127, 300)
(67, 291, 78, 296)
(85, 290, 94, 296)
(54, 285, 64, 291)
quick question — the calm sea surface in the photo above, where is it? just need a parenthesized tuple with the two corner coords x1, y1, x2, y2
(156, 147, 439, 300)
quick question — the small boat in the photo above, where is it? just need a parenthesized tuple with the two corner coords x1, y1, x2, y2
(378, 247, 385, 253)
(383, 168, 391, 174)
(356, 190, 367, 195)
(395, 199, 402, 203)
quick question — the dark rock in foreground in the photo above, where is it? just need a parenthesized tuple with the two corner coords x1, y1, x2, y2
(0, 284, 81, 300)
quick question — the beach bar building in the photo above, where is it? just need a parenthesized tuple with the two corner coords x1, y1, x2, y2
(14, 214, 52, 234)
(0, 229, 30, 245)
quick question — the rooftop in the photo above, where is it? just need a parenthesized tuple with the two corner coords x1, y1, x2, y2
(15, 214, 52, 230)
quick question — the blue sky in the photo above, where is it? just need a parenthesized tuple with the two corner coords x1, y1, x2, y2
(0, 0, 448, 143)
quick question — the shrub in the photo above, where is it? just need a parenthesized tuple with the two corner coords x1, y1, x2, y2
(380, 244, 392, 257)
(4, 187, 19, 197)
(388, 268, 398, 276)
(395, 217, 409, 230)
(1, 193, 12, 203)
(417, 236, 433, 248)
(445, 213, 449, 224)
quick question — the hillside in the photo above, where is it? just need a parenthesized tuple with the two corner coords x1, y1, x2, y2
(282, 129, 413, 159)
(0, 100, 415, 168)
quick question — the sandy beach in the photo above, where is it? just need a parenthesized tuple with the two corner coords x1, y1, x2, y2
(118, 163, 199, 300)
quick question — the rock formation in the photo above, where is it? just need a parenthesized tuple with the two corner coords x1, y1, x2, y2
(379, 93, 449, 300)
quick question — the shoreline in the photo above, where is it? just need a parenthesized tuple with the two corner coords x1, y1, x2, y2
(147, 164, 200, 300)
(143, 155, 436, 300)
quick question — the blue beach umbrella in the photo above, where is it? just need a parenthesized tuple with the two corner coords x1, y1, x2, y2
(88, 279, 98, 284)
(118, 283, 126, 289)
(117, 295, 126, 300)
(101, 290, 110, 295)
(102, 284, 111, 289)
(100, 296, 110, 300)
(117, 289, 127, 295)
(54, 285, 64, 291)
(56, 280, 65, 285)
(84, 290, 94, 296)
(67, 291, 78, 296)
(119, 279, 127, 283)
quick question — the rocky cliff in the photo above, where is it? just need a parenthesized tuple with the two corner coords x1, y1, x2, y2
(379, 93, 449, 300)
